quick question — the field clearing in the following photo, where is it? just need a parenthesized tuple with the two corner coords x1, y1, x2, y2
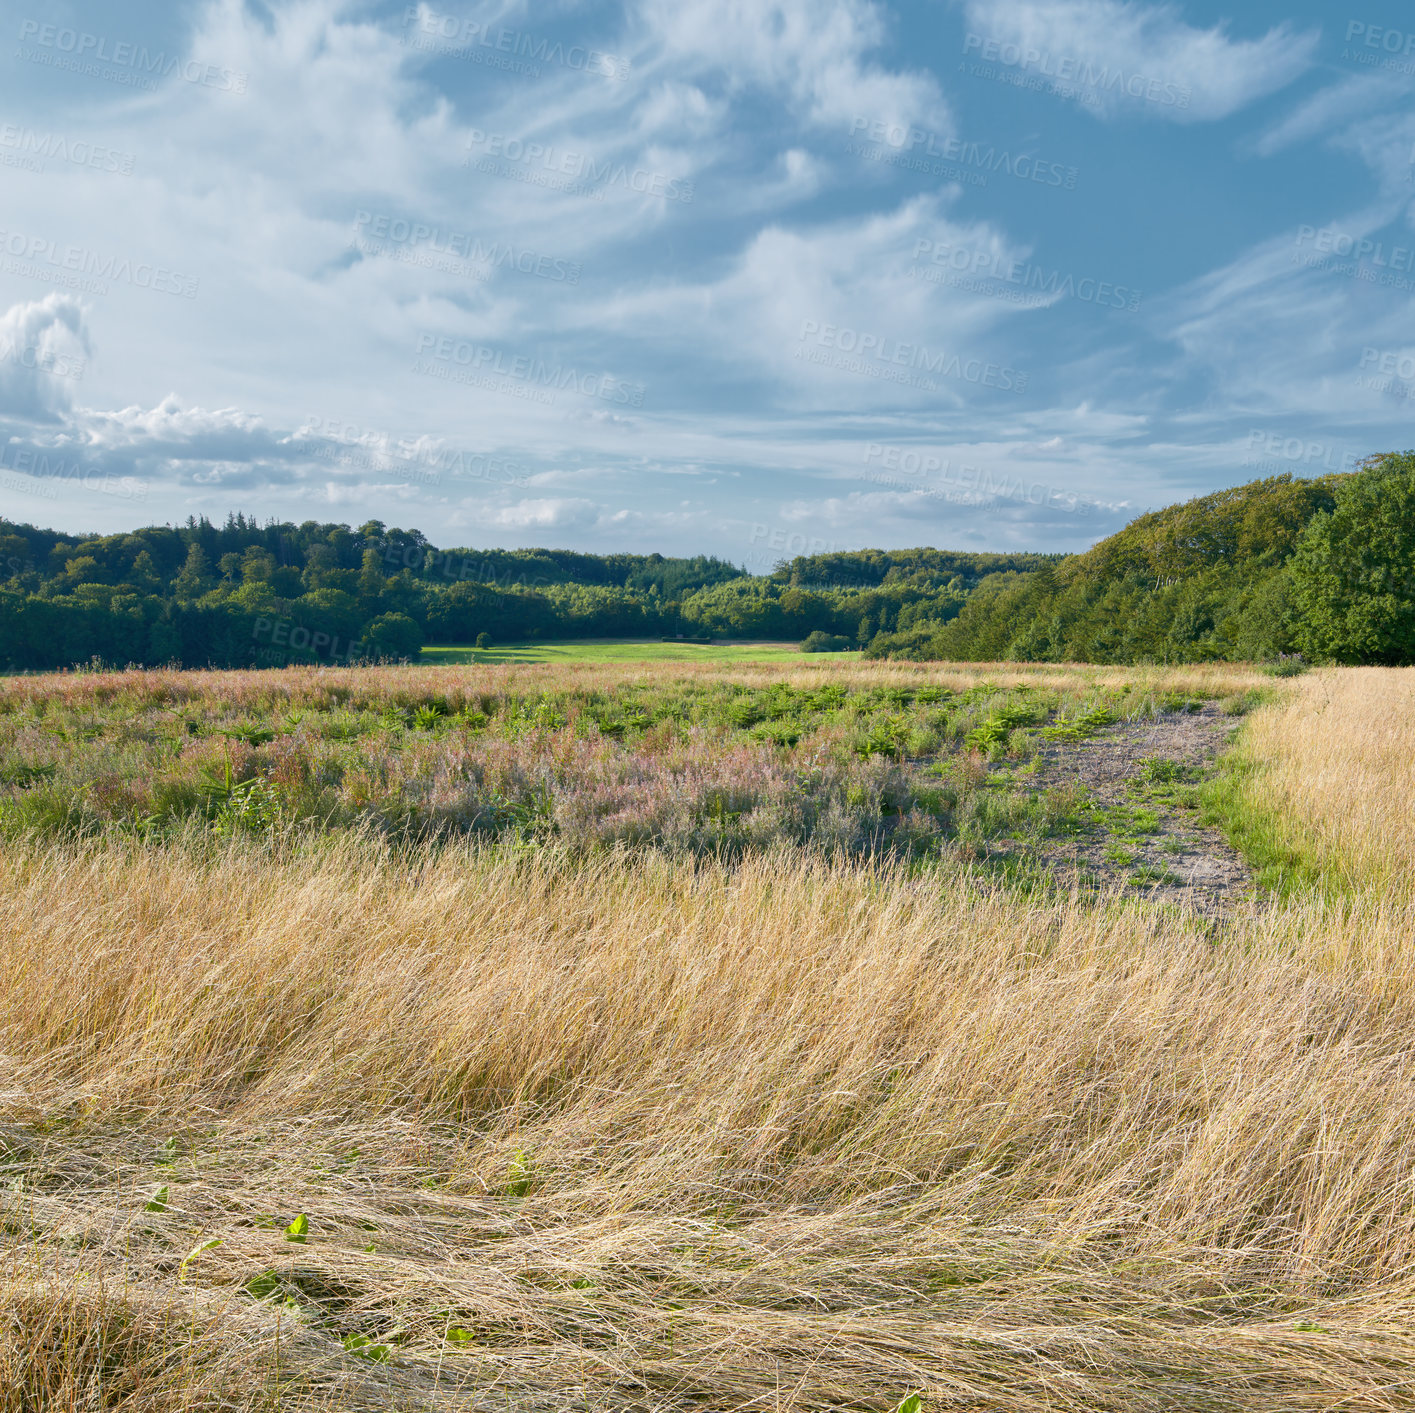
(2, 662, 1413, 1409)
(421, 640, 817, 664)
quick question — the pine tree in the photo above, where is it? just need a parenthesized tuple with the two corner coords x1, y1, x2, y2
(173, 544, 214, 600)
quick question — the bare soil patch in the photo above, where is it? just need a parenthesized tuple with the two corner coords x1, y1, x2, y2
(996, 702, 1253, 916)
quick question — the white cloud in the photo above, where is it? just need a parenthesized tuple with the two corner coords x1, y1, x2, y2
(488, 496, 600, 529)
(961, 0, 1317, 121)
(0, 296, 91, 421)
(1251, 73, 1403, 157)
(593, 192, 1038, 409)
(79, 396, 272, 453)
(638, 0, 949, 137)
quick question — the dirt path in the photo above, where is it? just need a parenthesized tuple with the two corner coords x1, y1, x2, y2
(1000, 702, 1254, 916)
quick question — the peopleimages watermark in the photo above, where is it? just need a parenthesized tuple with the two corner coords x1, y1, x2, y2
(863, 443, 1093, 515)
(350, 211, 582, 285)
(401, 7, 629, 81)
(960, 32, 1191, 109)
(0, 123, 135, 176)
(1354, 347, 1415, 404)
(1342, 21, 1415, 75)
(909, 237, 1140, 312)
(1293, 225, 1415, 289)
(0, 338, 86, 380)
(253, 617, 363, 666)
(296, 415, 531, 489)
(413, 334, 647, 408)
(464, 131, 695, 203)
(16, 19, 247, 93)
(796, 320, 1028, 396)
(0, 227, 199, 299)
(1240, 430, 1363, 475)
(846, 116, 1079, 190)
(747, 524, 848, 559)
(0, 442, 148, 501)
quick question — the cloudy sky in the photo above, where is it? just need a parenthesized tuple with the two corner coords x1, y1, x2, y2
(0, 0, 1411, 564)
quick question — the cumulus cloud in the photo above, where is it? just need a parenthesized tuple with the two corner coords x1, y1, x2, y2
(0, 296, 91, 421)
(961, 0, 1317, 121)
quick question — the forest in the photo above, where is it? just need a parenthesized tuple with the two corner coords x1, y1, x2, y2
(0, 513, 1050, 669)
(863, 450, 1415, 665)
(1, 451, 1411, 670)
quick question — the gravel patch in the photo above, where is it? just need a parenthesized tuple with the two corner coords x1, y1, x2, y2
(997, 702, 1253, 917)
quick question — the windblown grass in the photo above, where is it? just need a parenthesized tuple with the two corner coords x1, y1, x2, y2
(3, 660, 1411, 1409)
(1225, 666, 1415, 896)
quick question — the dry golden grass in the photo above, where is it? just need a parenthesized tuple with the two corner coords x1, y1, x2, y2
(2, 663, 1413, 1410)
(1238, 667, 1415, 893)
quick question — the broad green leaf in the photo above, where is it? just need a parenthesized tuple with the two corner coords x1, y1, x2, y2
(342, 1332, 391, 1362)
(179, 1237, 221, 1280)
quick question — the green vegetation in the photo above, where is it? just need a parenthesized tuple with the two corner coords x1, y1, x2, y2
(4, 452, 1412, 673)
(0, 515, 1047, 672)
(421, 640, 812, 664)
(0, 662, 1222, 882)
(1199, 746, 1325, 897)
(868, 453, 1415, 665)
(799, 630, 855, 653)
(1288, 451, 1415, 663)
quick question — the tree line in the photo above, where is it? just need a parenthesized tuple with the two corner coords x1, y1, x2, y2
(0, 513, 1050, 670)
(3, 452, 1408, 671)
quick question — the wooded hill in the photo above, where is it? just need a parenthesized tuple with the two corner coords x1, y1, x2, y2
(2, 453, 1410, 670)
(867, 453, 1415, 665)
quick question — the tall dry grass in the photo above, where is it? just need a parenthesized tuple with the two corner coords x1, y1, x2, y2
(2, 663, 1413, 1410)
(1237, 666, 1415, 893)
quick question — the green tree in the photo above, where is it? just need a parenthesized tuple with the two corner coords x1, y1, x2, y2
(241, 546, 277, 584)
(361, 611, 423, 661)
(358, 546, 386, 600)
(127, 550, 161, 593)
(1289, 452, 1415, 664)
(173, 543, 214, 600)
(63, 555, 101, 586)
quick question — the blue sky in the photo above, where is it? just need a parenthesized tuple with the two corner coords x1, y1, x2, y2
(0, 0, 1411, 566)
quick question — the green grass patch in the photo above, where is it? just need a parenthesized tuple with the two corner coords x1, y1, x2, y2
(1199, 743, 1326, 898)
(1040, 706, 1118, 741)
(421, 640, 819, 665)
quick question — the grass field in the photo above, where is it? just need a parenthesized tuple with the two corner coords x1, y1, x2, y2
(3, 660, 1415, 1410)
(421, 639, 819, 664)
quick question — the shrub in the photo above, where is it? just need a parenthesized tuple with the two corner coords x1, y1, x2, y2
(801, 631, 853, 653)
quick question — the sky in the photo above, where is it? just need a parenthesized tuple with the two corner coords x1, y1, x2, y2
(0, 0, 1411, 568)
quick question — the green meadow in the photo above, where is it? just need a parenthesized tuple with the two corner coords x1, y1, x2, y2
(419, 638, 825, 664)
